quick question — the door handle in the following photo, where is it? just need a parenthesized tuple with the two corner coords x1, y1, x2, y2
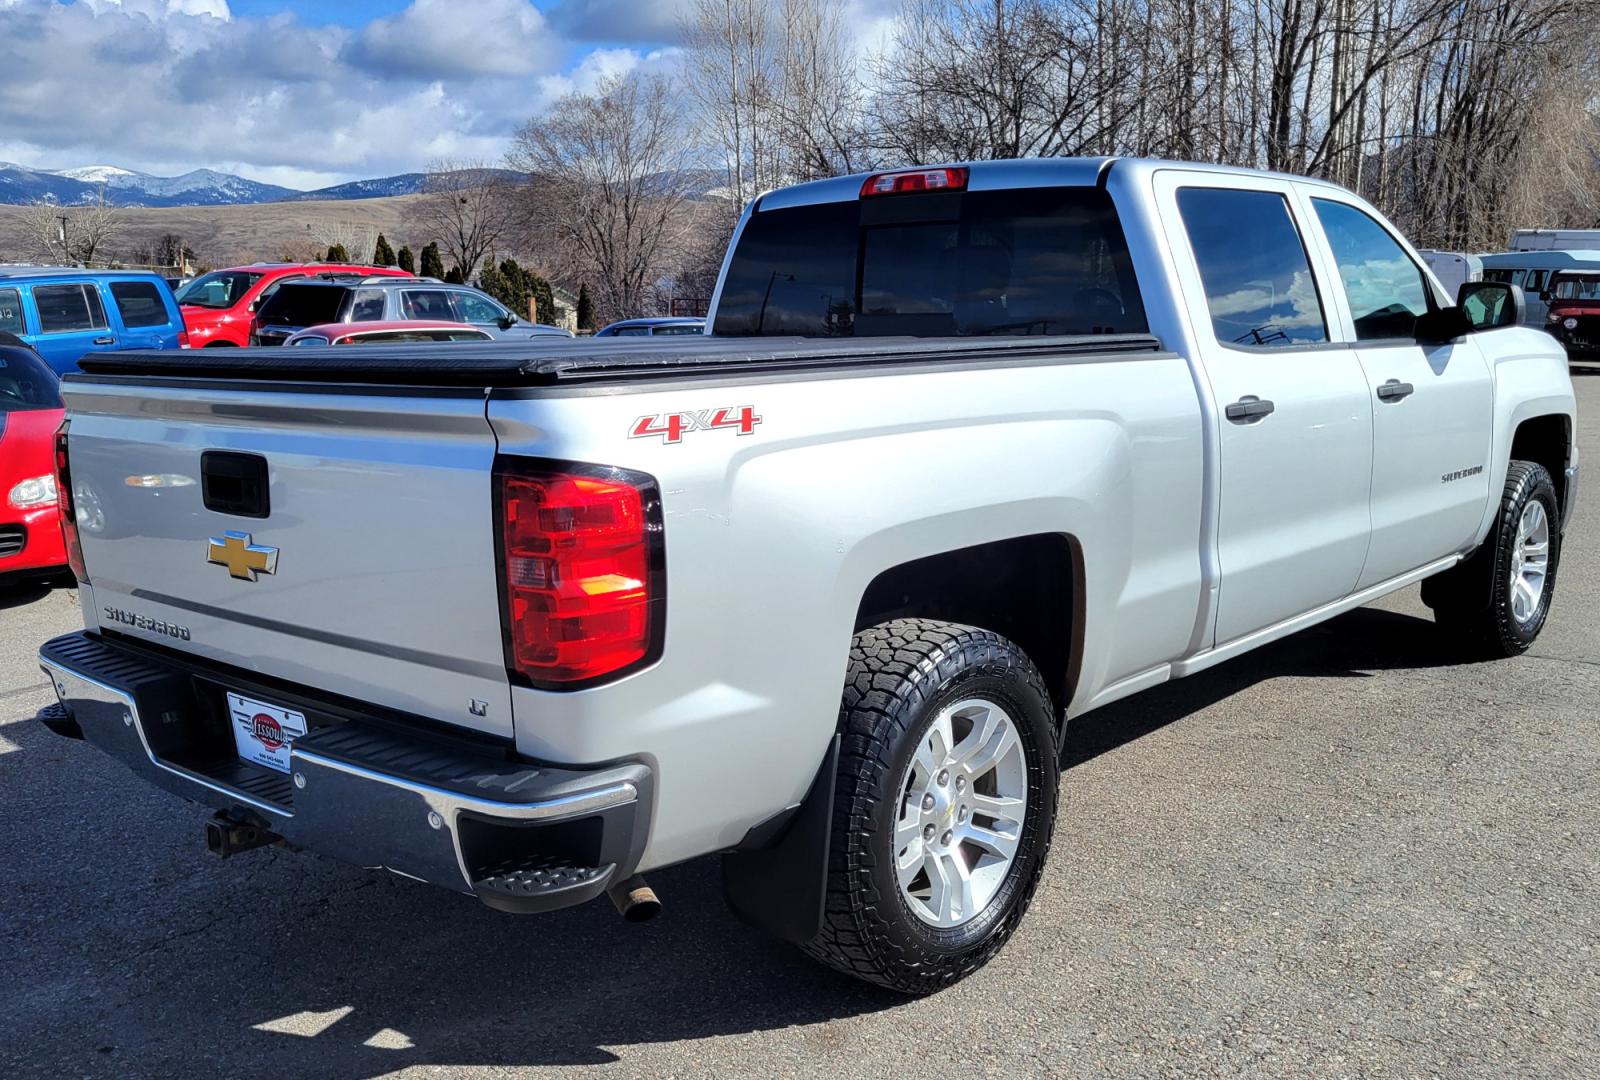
(92, 336, 115, 345)
(1224, 396, 1275, 422)
(1376, 379, 1414, 402)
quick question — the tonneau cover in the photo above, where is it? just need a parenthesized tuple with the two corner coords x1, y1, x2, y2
(74, 333, 1165, 387)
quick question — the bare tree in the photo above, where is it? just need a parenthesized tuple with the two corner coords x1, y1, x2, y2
(19, 187, 121, 266)
(307, 219, 378, 264)
(507, 72, 696, 322)
(408, 160, 517, 279)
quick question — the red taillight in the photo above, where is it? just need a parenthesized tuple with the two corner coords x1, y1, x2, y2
(54, 419, 87, 582)
(860, 167, 969, 197)
(496, 463, 662, 687)
(178, 328, 192, 348)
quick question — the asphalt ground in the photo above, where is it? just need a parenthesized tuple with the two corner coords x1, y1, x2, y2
(2, 377, 1597, 1079)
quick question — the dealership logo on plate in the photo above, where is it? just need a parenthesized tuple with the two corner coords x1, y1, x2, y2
(251, 712, 285, 750)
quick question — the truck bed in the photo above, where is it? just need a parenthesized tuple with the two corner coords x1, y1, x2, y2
(74, 333, 1166, 387)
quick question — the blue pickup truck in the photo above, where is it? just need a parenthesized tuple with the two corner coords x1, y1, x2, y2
(0, 268, 185, 374)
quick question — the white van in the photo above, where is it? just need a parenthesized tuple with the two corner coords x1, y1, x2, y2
(1509, 229, 1600, 252)
(1479, 249, 1600, 328)
(1418, 250, 1483, 299)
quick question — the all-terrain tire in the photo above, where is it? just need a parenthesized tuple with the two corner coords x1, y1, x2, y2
(1422, 460, 1560, 658)
(801, 619, 1059, 994)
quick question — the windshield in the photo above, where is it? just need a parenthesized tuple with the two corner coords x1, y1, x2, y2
(714, 187, 1146, 337)
(0, 343, 61, 412)
(1552, 274, 1600, 301)
(175, 270, 264, 309)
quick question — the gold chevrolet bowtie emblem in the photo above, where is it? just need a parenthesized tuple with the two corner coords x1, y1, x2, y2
(206, 531, 278, 581)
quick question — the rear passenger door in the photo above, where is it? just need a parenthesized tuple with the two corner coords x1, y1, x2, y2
(1157, 172, 1375, 645)
(400, 289, 456, 322)
(1303, 193, 1494, 588)
(104, 279, 177, 350)
(25, 281, 119, 374)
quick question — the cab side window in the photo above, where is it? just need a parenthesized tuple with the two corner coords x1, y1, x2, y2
(1176, 187, 1328, 347)
(1312, 199, 1431, 341)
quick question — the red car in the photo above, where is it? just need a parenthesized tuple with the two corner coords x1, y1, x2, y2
(1545, 270, 1600, 360)
(0, 335, 67, 585)
(175, 263, 412, 348)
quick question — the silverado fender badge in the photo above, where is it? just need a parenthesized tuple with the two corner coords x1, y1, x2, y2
(207, 531, 279, 581)
(630, 406, 761, 444)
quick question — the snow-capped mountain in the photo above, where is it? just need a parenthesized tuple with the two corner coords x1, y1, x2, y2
(0, 162, 294, 207)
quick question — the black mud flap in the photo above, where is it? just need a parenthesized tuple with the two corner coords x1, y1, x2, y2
(721, 735, 838, 945)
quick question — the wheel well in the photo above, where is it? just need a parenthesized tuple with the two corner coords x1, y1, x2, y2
(1510, 414, 1570, 514)
(854, 534, 1082, 715)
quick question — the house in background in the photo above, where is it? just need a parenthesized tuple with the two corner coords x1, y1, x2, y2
(548, 286, 579, 333)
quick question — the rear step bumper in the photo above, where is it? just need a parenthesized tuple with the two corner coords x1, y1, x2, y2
(37, 631, 652, 915)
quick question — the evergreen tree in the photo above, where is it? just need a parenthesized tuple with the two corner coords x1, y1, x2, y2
(530, 273, 555, 327)
(576, 283, 595, 331)
(420, 242, 445, 279)
(443, 266, 464, 284)
(477, 261, 507, 307)
(397, 245, 416, 274)
(372, 233, 396, 267)
(325, 243, 350, 263)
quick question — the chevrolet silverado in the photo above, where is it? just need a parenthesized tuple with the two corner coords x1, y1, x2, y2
(36, 159, 1577, 993)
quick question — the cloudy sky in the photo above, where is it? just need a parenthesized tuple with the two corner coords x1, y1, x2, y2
(0, 0, 707, 190)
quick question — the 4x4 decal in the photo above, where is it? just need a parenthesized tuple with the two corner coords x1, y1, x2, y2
(629, 406, 762, 444)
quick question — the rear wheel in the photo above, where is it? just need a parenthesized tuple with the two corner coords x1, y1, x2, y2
(802, 619, 1058, 994)
(1423, 460, 1560, 657)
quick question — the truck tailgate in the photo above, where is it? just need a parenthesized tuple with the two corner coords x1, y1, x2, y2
(63, 379, 512, 737)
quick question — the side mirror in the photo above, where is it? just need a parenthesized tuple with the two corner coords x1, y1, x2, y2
(497, 314, 517, 330)
(1457, 280, 1524, 332)
(248, 299, 260, 313)
(1414, 305, 1473, 344)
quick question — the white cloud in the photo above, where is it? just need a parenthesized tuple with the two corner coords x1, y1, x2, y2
(345, 0, 558, 80)
(0, 0, 670, 188)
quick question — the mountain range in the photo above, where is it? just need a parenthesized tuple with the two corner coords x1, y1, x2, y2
(0, 162, 728, 207)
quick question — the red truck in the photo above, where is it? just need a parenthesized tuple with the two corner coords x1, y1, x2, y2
(175, 263, 412, 348)
(1545, 270, 1600, 361)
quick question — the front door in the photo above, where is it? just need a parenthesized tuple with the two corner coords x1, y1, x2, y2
(1160, 176, 1375, 645)
(1305, 196, 1495, 588)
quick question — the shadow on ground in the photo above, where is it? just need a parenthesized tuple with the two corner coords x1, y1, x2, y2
(0, 605, 1460, 1077)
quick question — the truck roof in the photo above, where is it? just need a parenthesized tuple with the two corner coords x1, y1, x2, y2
(758, 157, 1349, 211)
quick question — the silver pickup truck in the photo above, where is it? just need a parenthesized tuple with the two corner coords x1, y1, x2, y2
(37, 159, 1577, 994)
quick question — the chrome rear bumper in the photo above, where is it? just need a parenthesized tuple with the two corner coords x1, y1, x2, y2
(38, 631, 651, 914)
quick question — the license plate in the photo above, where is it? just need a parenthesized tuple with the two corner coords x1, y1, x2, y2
(227, 692, 307, 774)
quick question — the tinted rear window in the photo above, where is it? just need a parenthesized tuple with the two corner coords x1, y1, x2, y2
(713, 187, 1146, 337)
(110, 280, 171, 328)
(0, 344, 61, 411)
(257, 284, 349, 327)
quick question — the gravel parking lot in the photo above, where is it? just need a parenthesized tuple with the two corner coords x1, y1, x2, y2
(2, 378, 1597, 1080)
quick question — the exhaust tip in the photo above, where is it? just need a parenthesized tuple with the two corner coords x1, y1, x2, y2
(608, 874, 661, 923)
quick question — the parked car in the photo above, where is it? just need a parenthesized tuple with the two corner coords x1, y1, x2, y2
(1480, 249, 1600, 329)
(176, 263, 412, 348)
(284, 321, 496, 346)
(0, 267, 186, 374)
(40, 158, 1576, 995)
(1544, 269, 1600, 360)
(249, 278, 575, 345)
(0, 333, 65, 585)
(593, 317, 706, 337)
